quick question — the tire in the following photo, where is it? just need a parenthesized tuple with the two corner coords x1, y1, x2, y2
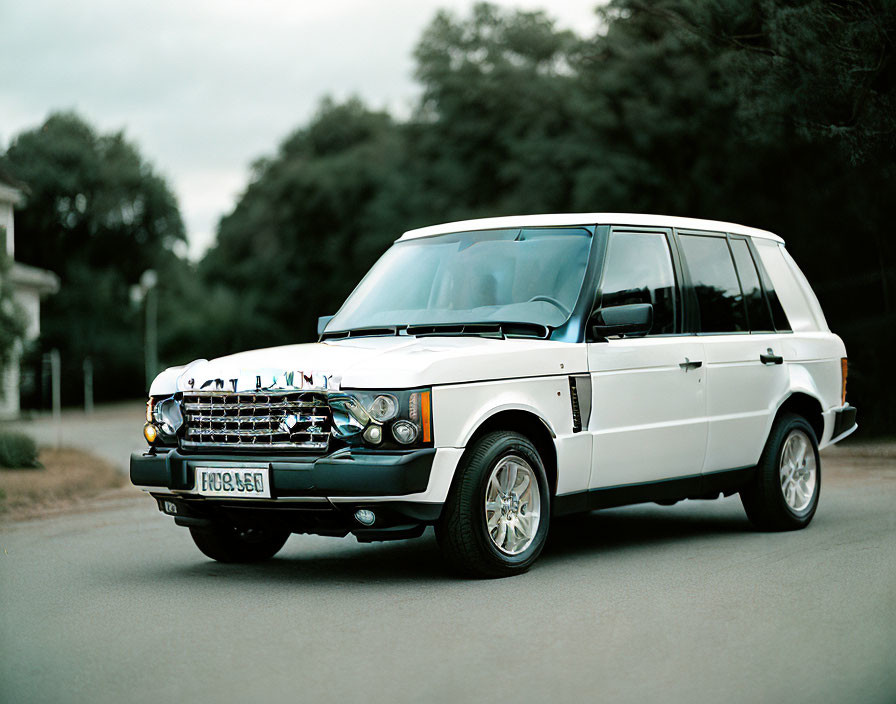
(740, 413, 821, 531)
(436, 430, 550, 578)
(189, 522, 290, 563)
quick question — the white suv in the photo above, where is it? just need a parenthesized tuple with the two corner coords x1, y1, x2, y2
(132, 213, 857, 577)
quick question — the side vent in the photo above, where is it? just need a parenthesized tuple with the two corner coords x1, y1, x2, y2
(568, 375, 592, 433)
(569, 377, 582, 432)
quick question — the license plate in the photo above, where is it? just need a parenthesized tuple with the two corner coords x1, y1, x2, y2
(194, 466, 271, 498)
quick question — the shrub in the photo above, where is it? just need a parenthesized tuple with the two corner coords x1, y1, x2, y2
(0, 432, 40, 469)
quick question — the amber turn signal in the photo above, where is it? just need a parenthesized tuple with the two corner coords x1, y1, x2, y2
(841, 358, 848, 405)
(143, 423, 159, 444)
(421, 390, 432, 443)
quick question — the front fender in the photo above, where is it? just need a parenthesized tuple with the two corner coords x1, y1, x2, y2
(432, 377, 569, 448)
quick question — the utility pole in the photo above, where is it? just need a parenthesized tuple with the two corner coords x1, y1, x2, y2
(140, 270, 158, 390)
(83, 357, 94, 414)
(50, 348, 61, 450)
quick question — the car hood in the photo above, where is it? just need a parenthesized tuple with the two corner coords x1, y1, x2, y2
(149, 336, 586, 395)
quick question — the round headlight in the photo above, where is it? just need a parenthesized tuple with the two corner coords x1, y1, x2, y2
(392, 420, 419, 445)
(154, 398, 184, 436)
(367, 394, 399, 422)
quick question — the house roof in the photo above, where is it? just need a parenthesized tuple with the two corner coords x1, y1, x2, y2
(401, 213, 784, 243)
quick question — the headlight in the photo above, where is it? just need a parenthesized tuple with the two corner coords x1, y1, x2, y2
(145, 396, 183, 446)
(331, 389, 432, 449)
(367, 394, 399, 422)
(154, 398, 184, 436)
(391, 420, 419, 445)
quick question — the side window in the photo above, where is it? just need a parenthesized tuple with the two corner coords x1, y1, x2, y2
(730, 238, 774, 332)
(679, 234, 748, 333)
(599, 230, 677, 335)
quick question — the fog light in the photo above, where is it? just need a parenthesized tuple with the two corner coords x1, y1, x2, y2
(354, 509, 376, 526)
(163, 500, 178, 515)
(143, 423, 158, 444)
(392, 420, 419, 445)
(363, 424, 383, 445)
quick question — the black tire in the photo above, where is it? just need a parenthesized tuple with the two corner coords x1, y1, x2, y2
(189, 522, 290, 563)
(740, 413, 821, 531)
(436, 430, 550, 578)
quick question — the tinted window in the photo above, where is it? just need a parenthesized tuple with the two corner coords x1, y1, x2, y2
(730, 238, 774, 331)
(679, 234, 747, 333)
(599, 231, 677, 334)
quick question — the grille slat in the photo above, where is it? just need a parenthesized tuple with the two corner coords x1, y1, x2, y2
(180, 391, 331, 452)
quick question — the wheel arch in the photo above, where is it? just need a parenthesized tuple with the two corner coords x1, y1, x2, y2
(462, 409, 558, 497)
(773, 391, 824, 442)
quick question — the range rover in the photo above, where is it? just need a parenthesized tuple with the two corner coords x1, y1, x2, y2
(131, 213, 857, 577)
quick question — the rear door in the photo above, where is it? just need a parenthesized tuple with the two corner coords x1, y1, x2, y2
(676, 230, 790, 472)
(587, 227, 707, 488)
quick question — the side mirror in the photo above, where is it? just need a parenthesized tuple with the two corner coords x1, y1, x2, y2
(317, 315, 334, 336)
(590, 303, 653, 339)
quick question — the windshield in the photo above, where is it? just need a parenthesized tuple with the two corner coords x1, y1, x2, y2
(328, 227, 593, 332)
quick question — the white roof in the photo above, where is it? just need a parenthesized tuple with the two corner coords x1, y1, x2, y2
(401, 213, 784, 243)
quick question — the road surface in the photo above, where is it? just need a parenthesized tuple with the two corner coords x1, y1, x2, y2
(1, 446, 894, 704)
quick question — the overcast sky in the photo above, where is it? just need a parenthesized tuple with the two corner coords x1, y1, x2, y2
(0, 0, 600, 258)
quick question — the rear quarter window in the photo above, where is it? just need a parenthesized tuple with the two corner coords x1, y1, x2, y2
(753, 239, 827, 332)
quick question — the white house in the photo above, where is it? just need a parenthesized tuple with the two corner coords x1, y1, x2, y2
(0, 174, 59, 419)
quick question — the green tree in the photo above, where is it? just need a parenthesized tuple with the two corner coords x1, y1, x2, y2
(412, 3, 582, 216)
(201, 98, 409, 350)
(1, 112, 186, 404)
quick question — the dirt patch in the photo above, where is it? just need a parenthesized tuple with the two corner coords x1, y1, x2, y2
(0, 448, 129, 523)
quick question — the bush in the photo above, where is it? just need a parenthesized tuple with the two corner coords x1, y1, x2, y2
(0, 432, 40, 469)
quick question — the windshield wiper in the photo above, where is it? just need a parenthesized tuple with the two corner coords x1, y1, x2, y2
(406, 322, 550, 339)
(320, 326, 404, 340)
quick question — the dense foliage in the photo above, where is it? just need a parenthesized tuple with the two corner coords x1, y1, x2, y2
(2, 112, 186, 403)
(3, 1, 894, 431)
(0, 431, 39, 469)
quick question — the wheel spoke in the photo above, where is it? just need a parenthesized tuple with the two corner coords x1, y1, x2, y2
(489, 474, 502, 496)
(494, 521, 507, 547)
(505, 521, 519, 552)
(515, 471, 531, 497)
(517, 513, 535, 538)
(504, 463, 518, 493)
(794, 439, 807, 467)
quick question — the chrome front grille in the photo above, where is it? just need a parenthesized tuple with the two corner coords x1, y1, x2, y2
(180, 391, 331, 452)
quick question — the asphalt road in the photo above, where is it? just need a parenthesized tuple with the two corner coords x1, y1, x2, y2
(1, 448, 894, 704)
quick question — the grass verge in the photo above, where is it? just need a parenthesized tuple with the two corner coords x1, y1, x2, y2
(0, 448, 126, 523)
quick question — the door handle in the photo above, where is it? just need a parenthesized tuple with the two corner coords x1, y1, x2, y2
(679, 358, 703, 371)
(760, 348, 784, 365)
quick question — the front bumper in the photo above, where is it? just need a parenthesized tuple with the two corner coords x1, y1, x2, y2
(130, 447, 436, 498)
